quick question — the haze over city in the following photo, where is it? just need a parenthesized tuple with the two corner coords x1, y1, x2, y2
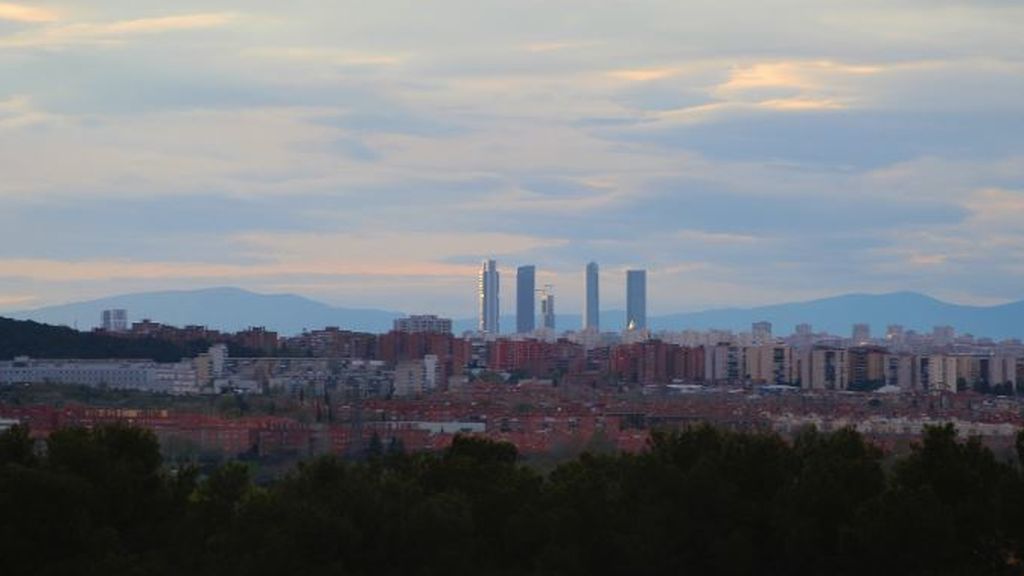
(1, 1, 1022, 317)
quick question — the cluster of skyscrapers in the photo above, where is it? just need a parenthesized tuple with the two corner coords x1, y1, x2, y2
(477, 260, 647, 335)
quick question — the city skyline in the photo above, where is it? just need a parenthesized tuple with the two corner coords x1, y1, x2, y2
(2, 4, 1023, 573)
(493, 259, 647, 334)
(12, 281, 1024, 340)
(0, 1, 1021, 316)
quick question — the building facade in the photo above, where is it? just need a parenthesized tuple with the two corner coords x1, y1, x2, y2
(0, 356, 199, 395)
(584, 262, 600, 332)
(101, 309, 128, 332)
(516, 265, 536, 334)
(541, 290, 556, 331)
(478, 259, 500, 334)
(626, 269, 647, 331)
(394, 315, 453, 334)
(393, 355, 440, 397)
(752, 322, 773, 345)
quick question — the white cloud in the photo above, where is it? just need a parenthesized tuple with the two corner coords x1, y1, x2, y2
(243, 46, 404, 67)
(0, 95, 62, 130)
(0, 2, 59, 23)
(0, 11, 236, 48)
(1, 0, 1023, 313)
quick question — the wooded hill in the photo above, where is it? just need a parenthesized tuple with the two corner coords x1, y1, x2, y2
(2, 423, 1024, 575)
(0, 316, 211, 361)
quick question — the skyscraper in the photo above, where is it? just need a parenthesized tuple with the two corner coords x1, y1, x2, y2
(541, 286, 556, 330)
(626, 269, 647, 331)
(516, 265, 536, 334)
(584, 262, 599, 331)
(478, 260, 500, 334)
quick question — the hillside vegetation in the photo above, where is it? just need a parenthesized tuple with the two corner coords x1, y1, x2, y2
(2, 423, 1024, 575)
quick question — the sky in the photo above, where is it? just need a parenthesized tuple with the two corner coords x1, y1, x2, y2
(1, 0, 1022, 317)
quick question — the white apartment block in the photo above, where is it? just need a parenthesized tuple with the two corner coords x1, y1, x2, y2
(392, 355, 440, 397)
(0, 356, 199, 395)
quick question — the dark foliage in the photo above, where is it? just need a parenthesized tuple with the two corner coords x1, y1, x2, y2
(2, 423, 1023, 575)
(0, 316, 262, 361)
(0, 316, 193, 362)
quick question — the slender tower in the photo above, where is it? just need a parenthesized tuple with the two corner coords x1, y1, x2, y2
(626, 269, 647, 331)
(516, 265, 536, 334)
(478, 259, 500, 334)
(584, 262, 599, 331)
(541, 285, 556, 330)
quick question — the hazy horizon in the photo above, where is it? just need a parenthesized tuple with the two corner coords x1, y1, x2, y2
(8, 284, 1023, 321)
(11, 285, 1024, 341)
(2, 1, 1022, 315)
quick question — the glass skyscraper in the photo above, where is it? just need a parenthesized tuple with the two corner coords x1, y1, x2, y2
(516, 265, 536, 334)
(478, 259, 500, 334)
(541, 291, 555, 330)
(584, 262, 599, 331)
(626, 269, 646, 331)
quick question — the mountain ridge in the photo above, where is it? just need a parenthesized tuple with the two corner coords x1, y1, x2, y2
(7, 287, 1024, 339)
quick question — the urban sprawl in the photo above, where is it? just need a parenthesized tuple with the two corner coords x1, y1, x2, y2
(2, 260, 1023, 458)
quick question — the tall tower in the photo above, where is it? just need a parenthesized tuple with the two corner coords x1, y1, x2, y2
(540, 285, 556, 330)
(626, 269, 647, 331)
(478, 259, 500, 334)
(516, 265, 536, 334)
(584, 262, 599, 331)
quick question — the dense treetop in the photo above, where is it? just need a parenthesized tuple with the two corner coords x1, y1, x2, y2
(0, 316, 256, 361)
(2, 423, 1024, 575)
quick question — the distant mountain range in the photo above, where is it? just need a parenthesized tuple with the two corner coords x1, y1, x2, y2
(6, 287, 404, 336)
(7, 288, 1024, 340)
(648, 292, 1024, 340)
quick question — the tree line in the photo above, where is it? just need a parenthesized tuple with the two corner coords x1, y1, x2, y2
(0, 316, 263, 361)
(2, 422, 1024, 575)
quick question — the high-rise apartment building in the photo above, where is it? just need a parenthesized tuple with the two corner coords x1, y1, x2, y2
(584, 262, 600, 331)
(478, 259, 500, 334)
(852, 323, 871, 344)
(516, 265, 536, 334)
(801, 347, 848, 390)
(915, 354, 958, 391)
(626, 269, 647, 331)
(101, 309, 128, 332)
(394, 315, 453, 334)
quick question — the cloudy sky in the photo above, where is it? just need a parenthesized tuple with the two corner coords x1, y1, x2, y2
(1, 0, 1022, 317)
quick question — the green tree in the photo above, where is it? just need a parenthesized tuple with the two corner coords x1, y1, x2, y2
(1017, 428, 1024, 467)
(0, 423, 35, 467)
(844, 424, 1018, 575)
